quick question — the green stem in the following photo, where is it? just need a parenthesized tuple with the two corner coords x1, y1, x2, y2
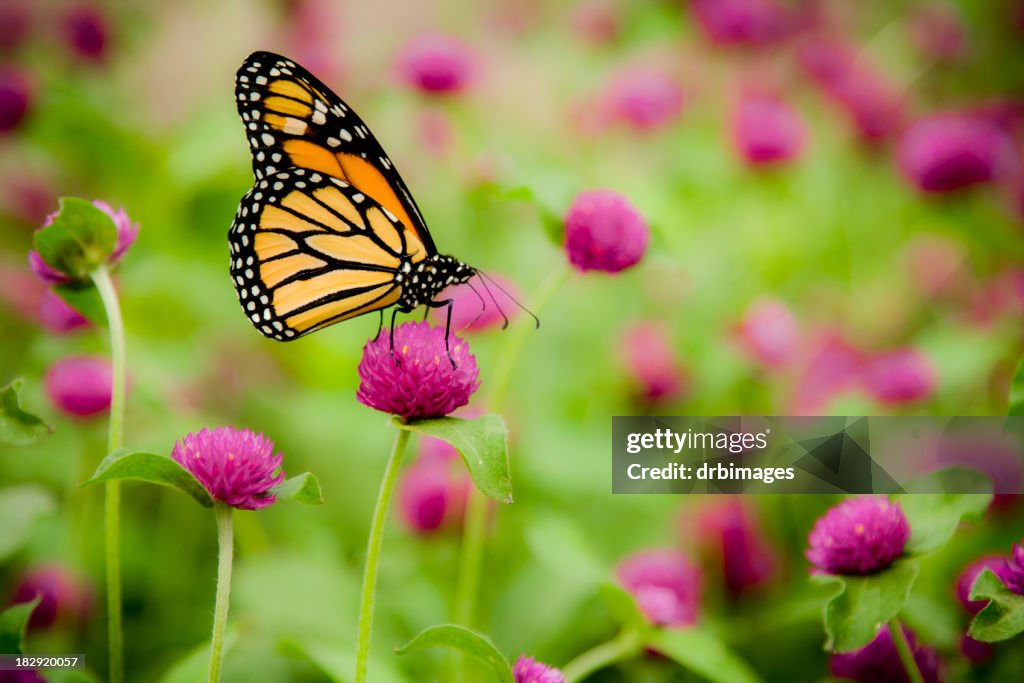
(354, 428, 411, 683)
(561, 628, 643, 683)
(208, 504, 235, 683)
(889, 617, 925, 683)
(92, 265, 126, 683)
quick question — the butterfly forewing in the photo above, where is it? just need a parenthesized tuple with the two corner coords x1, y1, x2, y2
(235, 51, 436, 255)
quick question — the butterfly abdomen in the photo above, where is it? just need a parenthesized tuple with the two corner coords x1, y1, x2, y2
(397, 254, 475, 311)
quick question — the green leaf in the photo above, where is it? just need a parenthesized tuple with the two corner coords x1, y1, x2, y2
(394, 415, 512, 503)
(0, 379, 50, 446)
(0, 597, 41, 655)
(650, 628, 764, 683)
(895, 469, 992, 554)
(54, 282, 107, 325)
(82, 449, 213, 507)
(598, 582, 648, 631)
(0, 485, 56, 561)
(812, 559, 920, 652)
(279, 639, 408, 683)
(158, 631, 238, 683)
(272, 472, 323, 504)
(32, 197, 117, 280)
(1009, 354, 1024, 416)
(395, 624, 514, 683)
(968, 569, 1024, 642)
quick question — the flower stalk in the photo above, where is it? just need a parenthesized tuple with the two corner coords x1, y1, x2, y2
(208, 503, 235, 683)
(889, 617, 926, 683)
(561, 627, 643, 683)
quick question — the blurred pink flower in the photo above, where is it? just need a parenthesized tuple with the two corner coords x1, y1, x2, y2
(513, 656, 565, 683)
(731, 93, 805, 165)
(903, 233, 968, 299)
(807, 496, 910, 575)
(830, 625, 942, 683)
(28, 199, 139, 284)
(960, 633, 993, 663)
(570, 1, 620, 44)
(417, 109, 454, 157)
(172, 427, 285, 510)
(897, 113, 1016, 193)
(616, 548, 700, 627)
(909, 4, 967, 62)
(0, 1, 31, 54)
(1004, 540, 1024, 595)
(396, 34, 475, 95)
(618, 322, 686, 404)
(790, 331, 863, 414)
(10, 564, 91, 631)
(736, 298, 800, 368)
(44, 355, 113, 418)
(690, 0, 793, 46)
(281, 0, 346, 86)
(0, 67, 30, 133)
(37, 290, 89, 334)
(62, 5, 108, 63)
(861, 348, 936, 405)
(397, 450, 469, 534)
(564, 189, 649, 273)
(605, 68, 684, 132)
(0, 261, 44, 320)
(694, 497, 778, 595)
(956, 555, 1010, 614)
(3, 175, 55, 225)
(437, 273, 522, 333)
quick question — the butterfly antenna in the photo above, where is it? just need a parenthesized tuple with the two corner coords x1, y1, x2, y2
(478, 270, 540, 329)
(475, 271, 510, 330)
(461, 278, 489, 331)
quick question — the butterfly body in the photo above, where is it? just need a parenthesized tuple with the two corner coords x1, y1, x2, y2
(228, 51, 476, 343)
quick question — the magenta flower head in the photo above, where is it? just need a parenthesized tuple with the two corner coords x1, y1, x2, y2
(564, 190, 649, 274)
(45, 355, 113, 418)
(438, 273, 522, 333)
(0, 2, 31, 54)
(357, 321, 479, 421)
(0, 67, 29, 134)
(618, 322, 686, 404)
(513, 656, 565, 683)
(396, 34, 475, 95)
(605, 68, 684, 133)
(830, 625, 942, 683)
(62, 5, 108, 63)
(695, 497, 778, 595)
(960, 633, 993, 663)
(171, 427, 285, 510)
(616, 549, 700, 627)
(37, 289, 89, 334)
(956, 555, 1011, 613)
(861, 348, 936, 406)
(28, 199, 138, 284)
(789, 331, 863, 414)
(1003, 540, 1024, 595)
(909, 4, 967, 63)
(732, 93, 806, 166)
(736, 297, 800, 368)
(690, 0, 792, 46)
(11, 564, 91, 630)
(397, 450, 469, 534)
(806, 496, 910, 575)
(897, 114, 1016, 193)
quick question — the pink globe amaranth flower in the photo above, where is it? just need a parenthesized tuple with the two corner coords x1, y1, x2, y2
(396, 34, 475, 95)
(861, 348, 936, 406)
(956, 555, 1011, 614)
(37, 289, 89, 334)
(960, 633, 993, 663)
(605, 68, 684, 133)
(28, 199, 138, 284)
(437, 273, 522, 333)
(0, 2, 32, 54)
(1003, 541, 1024, 595)
(736, 298, 800, 368)
(513, 656, 565, 683)
(897, 114, 1016, 193)
(171, 427, 285, 510)
(564, 190, 649, 274)
(616, 549, 700, 627)
(806, 496, 910, 575)
(0, 67, 30, 133)
(909, 4, 967, 62)
(732, 93, 805, 166)
(618, 322, 686, 404)
(11, 564, 91, 631)
(397, 454, 469, 534)
(357, 321, 480, 421)
(695, 498, 778, 595)
(62, 5, 108, 62)
(44, 355, 113, 418)
(789, 331, 863, 414)
(690, 0, 793, 46)
(829, 625, 942, 683)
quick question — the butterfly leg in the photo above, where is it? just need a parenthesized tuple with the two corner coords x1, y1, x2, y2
(426, 298, 457, 368)
(374, 308, 385, 341)
(389, 308, 402, 367)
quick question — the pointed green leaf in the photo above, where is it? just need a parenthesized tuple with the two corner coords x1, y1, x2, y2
(1009, 354, 1024, 416)
(272, 472, 323, 504)
(394, 415, 512, 503)
(55, 282, 106, 325)
(0, 597, 41, 655)
(896, 469, 992, 554)
(0, 379, 50, 446)
(598, 583, 648, 631)
(812, 559, 920, 652)
(395, 624, 514, 683)
(82, 449, 213, 507)
(968, 569, 1024, 642)
(33, 197, 117, 280)
(0, 485, 56, 561)
(650, 628, 764, 683)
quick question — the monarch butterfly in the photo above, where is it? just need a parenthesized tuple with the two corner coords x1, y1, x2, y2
(228, 51, 515, 360)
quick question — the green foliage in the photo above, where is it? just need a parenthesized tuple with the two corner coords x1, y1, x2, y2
(395, 625, 514, 683)
(32, 197, 117, 280)
(895, 470, 993, 554)
(55, 281, 108, 325)
(650, 628, 764, 683)
(393, 415, 512, 503)
(272, 472, 324, 504)
(1009, 354, 1024, 416)
(0, 485, 56, 562)
(0, 597, 40, 655)
(82, 449, 213, 507)
(0, 379, 50, 446)
(969, 569, 1024, 643)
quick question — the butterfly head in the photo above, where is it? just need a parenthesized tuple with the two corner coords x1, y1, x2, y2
(396, 253, 475, 311)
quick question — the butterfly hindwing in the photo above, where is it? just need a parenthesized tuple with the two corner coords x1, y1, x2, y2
(228, 168, 423, 340)
(235, 51, 436, 256)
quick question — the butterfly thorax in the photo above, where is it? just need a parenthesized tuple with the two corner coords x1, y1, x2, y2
(396, 254, 475, 311)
